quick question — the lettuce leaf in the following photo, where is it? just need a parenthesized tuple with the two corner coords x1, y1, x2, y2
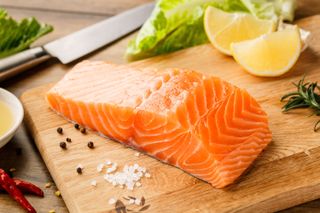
(0, 8, 53, 59)
(241, 0, 296, 21)
(126, 0, 296, 61)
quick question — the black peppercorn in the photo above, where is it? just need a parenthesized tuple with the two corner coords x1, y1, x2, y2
(80, 128, 86, 134)
(66, 138, 72, 143)
(60, 142, 67, 149)
(74, 124, 80, 130)
(76, 167, 82, 174)
(57, 127, 63, 134)
(87, 141, 94, 149)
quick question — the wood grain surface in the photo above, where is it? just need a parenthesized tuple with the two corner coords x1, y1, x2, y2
(0, 0, 152, 15)
(20, 14, 320, 213)
(1, 1, 320, 212)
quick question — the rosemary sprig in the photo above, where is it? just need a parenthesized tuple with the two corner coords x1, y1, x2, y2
(281, 77, 320, 132)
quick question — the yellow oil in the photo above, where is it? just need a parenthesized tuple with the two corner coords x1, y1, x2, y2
(0, 101, 13, 137)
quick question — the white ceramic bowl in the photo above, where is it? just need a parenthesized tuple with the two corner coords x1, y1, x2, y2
(0, 88, 24, 149)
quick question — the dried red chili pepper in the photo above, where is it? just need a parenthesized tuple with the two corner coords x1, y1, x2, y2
(0, 179, 44, 197)
(0, 169, 36, 213)
(14, 179, 44, 197)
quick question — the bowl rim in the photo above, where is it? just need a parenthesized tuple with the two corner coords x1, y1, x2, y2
(0, 88, 24, 142)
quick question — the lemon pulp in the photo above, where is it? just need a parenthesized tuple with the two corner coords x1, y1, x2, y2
(204, 6, 276, 55)
(231, 27, 301, 77)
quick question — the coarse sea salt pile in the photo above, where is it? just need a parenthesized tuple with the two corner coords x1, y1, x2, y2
(98, 161, 150, 190)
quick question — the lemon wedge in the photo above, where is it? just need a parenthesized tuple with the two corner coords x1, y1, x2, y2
(231, 27, 301, 77)
(204, 6, 276, 55)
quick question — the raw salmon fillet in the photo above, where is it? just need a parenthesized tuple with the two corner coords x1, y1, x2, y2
(46, 61, 272, 188)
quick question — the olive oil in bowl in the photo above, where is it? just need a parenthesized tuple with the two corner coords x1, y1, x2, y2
(0, 101, 13, 137)
(0, 88, 23, 149)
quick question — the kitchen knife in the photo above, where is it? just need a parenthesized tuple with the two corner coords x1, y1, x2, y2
(0, 2, 154, 82)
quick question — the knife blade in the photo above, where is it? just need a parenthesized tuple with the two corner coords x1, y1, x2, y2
(45, 2, 154, 64)
(0, 2, 154, 82)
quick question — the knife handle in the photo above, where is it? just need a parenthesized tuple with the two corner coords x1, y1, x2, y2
(0, 47, 51, 82)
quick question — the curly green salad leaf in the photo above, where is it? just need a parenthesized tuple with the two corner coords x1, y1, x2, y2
(0, 8, 53, 59)
(126, 0, 296, 61)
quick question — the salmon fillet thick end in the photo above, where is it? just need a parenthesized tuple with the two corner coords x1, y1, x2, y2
(46, 61, 272, 188)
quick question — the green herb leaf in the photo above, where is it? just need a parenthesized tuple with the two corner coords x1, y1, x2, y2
(281, 77, 320, 132)
(0, 8, 53, 59)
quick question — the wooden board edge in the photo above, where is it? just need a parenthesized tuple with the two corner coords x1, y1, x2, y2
(237, 148, 320, 212)
(242, 183, 320, 212)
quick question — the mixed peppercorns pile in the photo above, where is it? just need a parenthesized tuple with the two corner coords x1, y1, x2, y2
(57, 125, 96, 152)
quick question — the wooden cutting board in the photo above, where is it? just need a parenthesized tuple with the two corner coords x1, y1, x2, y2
(20, 15, 320, 213)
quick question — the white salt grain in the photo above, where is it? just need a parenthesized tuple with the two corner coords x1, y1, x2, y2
(134, 152, 140, 157)
(90, 180, 97, 187)
(145, 173, 151, 178)
(138, 167, 146, 173)
(106, 166, 117, 174)
(129, 199, 135, 204)
(133, 163, 139, 170)
(97, 163, 104, 172)
(137, 171, 143, 177)
(135, 198, 141, 205)
(108, 198, 116, 205)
